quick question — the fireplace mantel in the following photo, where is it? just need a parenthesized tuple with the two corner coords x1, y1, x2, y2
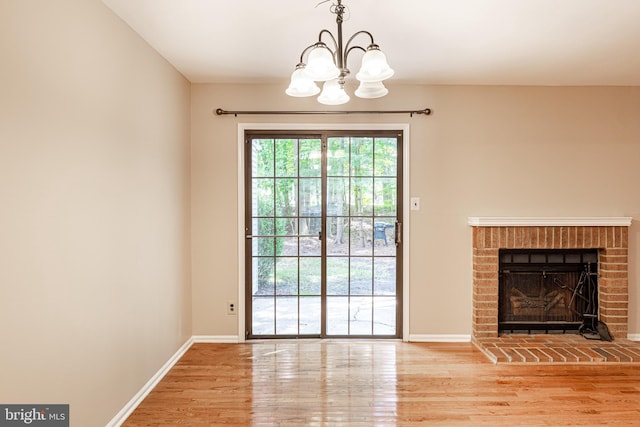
(468, 217, 632, 227)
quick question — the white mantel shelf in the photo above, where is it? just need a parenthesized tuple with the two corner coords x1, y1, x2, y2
(468, 217, 633, 227)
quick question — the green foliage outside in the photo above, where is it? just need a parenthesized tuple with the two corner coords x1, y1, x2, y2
(251, 136, 397, 295)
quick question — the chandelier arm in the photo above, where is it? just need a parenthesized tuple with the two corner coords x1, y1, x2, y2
(344, 45, 366, 69)
(298, 43, 319, 64)
(345, 30, 375, 45)
(344, 30, 375, 51)
(342, 30, 375, 66)
(318, 29, 338, 51)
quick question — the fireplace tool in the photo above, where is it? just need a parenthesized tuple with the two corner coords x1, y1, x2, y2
(553, 262, 612, 341)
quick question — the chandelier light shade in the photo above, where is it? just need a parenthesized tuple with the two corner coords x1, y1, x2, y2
(305, 44, 341, 81)
(318, 79, 351, 105)
(354, 80, 388, 99)
(286, 0, 394, 105)
(356, 46, 394, 82)
(285, 66, 321, 97)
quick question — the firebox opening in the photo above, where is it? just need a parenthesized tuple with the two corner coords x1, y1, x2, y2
(499, 249, 598, 335)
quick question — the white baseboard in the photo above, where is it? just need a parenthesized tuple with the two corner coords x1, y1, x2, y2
(408, 334, 472, 343)
(192, 335, 241, 343)
(627, 334, 640, 341)
(106, 337, 194, 427)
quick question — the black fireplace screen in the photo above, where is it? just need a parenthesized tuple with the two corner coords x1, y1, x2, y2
(499, 249, 598, 333)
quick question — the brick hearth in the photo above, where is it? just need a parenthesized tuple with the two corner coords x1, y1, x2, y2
(476, 334, 640, 364)
(468, 217, 634, 364)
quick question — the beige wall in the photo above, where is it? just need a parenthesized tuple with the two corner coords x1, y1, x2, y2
(191, 83, 640, 338)
(0, 1, 191, 425)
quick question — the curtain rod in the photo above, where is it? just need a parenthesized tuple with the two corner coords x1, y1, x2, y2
(214, 108, 431, 117)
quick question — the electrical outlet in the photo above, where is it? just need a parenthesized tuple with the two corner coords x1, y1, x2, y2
(227, 301, 236, 315)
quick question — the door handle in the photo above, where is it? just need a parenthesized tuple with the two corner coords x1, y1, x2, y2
(394, 221, 402, 246)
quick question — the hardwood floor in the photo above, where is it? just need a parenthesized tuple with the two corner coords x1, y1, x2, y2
(123, 340, 640, 426)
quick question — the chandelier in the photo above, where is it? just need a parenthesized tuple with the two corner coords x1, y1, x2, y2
(285, 0, 394, 105)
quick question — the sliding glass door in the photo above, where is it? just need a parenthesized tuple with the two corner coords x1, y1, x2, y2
(245, 130, 402, 338)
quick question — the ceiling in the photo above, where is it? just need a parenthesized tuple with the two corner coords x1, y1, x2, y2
(101, 0, 640, 86)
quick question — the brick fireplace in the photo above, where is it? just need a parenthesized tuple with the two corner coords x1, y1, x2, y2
(469, 217, 632, 342)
